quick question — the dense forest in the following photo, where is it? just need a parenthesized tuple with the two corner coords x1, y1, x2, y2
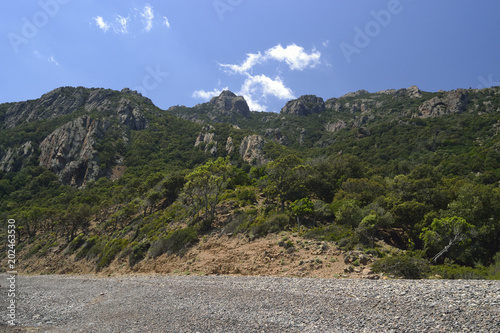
(1, 85, 499, 279)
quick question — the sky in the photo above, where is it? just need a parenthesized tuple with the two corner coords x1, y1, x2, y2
(1, 0, 500, 112)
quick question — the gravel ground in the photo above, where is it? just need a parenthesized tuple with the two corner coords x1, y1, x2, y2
(0, 274, 499, 332)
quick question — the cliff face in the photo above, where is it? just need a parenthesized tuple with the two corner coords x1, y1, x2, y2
(0, 87, 152, 186)
(417, 90, 469, 118)
(39, 116, 107, 187)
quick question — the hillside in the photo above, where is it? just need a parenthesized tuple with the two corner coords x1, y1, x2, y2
(1, 85, 499, 279)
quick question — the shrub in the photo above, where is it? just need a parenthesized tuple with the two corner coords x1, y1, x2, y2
(303, 223, 353, 242)
(236, 186, 257, 204)
(250, 213, 290, 238)
(64, 234, 86, 255)
(75, 236, 101, 261)
(148, 227, 198, 258)
(372, 251, 430, 279)
(129, 242, 151, 267)
(97, 238, 129, 270)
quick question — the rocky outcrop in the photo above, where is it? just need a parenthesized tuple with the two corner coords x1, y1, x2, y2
(194, 125, 217, 155)
(39, 115, 108, 187)
(281, 95, 325, 116)
(225, 137, 235, 154)
(394, 85, 422, 99)
(0, 141, 35, 172)
(325, 120, 348, 133)
(263, 128, 289, 145)
(239, 135, 267, 165)
(2, 87, 150, 130)
(417, 90, 469, 118)
(209, 91, 250, 118)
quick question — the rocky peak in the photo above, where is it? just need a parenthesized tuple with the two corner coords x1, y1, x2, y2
(394, 85, 423, 99)
(2, 86, 151, 129)
(280, 95, 325, 116)
(209, 90, 250, 118)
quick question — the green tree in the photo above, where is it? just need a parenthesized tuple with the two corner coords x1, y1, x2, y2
(291, 197, 314, 231)
(265, 155, 309, 212)
(182, 157, 233, 222)
(420, 216, 475, 263)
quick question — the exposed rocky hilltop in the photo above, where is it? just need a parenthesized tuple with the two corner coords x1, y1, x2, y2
(168, 90, 251, 124)
(209, 90, 251, 118)
(281, 95, 326, 116)
(0, 87, 151, 186)
(1, 85, 499, 188)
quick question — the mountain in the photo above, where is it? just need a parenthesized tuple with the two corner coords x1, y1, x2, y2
(1, 85, 499, 279)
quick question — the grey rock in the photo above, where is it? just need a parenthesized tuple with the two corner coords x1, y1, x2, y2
(325, 120, 347, 133)
(417, 89, 469, 118)
(0, 141, 34, 172)
(39, 115, 108, 187)
(281, 95, 325, 116)
(209, 90, 250, 117)
(239, 135, 267, 165)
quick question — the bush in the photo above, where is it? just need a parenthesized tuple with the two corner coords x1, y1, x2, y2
(250, 213, 290, 238)
(97, 238, 129, 270)
(64, 234, 86, 255)
(430, 264, 487, 280)
(236, 186, 257, 205)
(372, 251, 430, 279)
(303, 223, 353, 242)
(75, 236, 101, 261)
(129, 242, 151, 267)
(149, 227, 198, 258)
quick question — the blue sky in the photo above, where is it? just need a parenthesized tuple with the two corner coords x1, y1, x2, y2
(1, 0, 500, 112)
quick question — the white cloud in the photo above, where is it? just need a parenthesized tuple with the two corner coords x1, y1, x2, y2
(94, 16, 110, 32)
(192, 87, 229, 100)
(220, 52, 263, 75)
(163, 16, 170, 28)
(114, 15, 129, 34)
(265, 44, 321, 71)
(48, 55, 60, 66)
(220, 43, 321, 74)
(141, 4, 154, 32)
(239, 74, 295, 111)
(196, 43, 320, 111)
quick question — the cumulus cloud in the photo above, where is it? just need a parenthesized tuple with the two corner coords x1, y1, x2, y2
(266, 44, 321, 70)
(239, 74, 295, 111)
(220, 43, 321, 74)
(141, 4, 154, 32)
(192, 87, 229, 99)
(194, 43, 320, 111)
(94, 16, 110, 32)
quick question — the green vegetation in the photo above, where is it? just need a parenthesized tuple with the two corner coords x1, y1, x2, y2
(0, 86, 499, 278)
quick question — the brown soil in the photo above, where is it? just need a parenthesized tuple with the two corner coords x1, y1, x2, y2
(10, 232, 382, 280)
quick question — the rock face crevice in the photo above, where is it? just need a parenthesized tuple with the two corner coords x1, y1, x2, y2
(239, 135, 267, 165)
(39, 115, 108, 187)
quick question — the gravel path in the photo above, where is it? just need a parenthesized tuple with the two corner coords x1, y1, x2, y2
(1, 274, 499, 332)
